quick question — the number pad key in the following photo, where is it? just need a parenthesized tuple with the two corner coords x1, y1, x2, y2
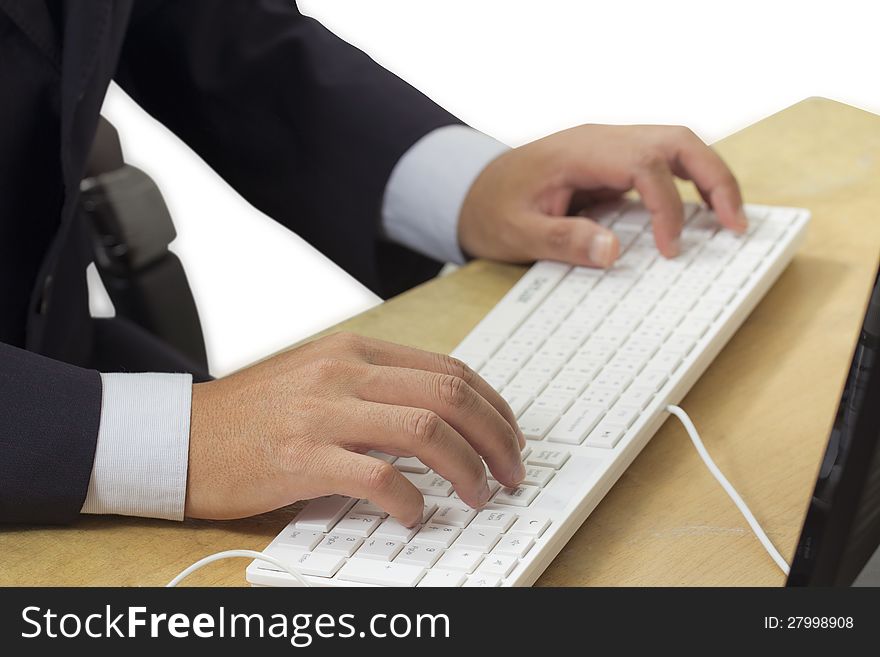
(492, 533, 534, 558)
(334, 513, 381, 537)
(526, 448, 570, 469)
(275, 528, 323, 552)
(394, 542, 443, 567)
(431, 504, 477, 528)
(435, 548, 484, 573)
(455, 527, 502, 552)
(478, 553, 518, 577)
(356, 538, 404, 562)
(511, 516, 551, 537)
(521, 465, 555, 487)
(414, 523, 461, 547)
(493, 485, 540, 507)
(315, 533, 363, 557)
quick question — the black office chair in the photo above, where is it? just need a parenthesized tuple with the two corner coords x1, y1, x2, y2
(79, 117, 209, 372)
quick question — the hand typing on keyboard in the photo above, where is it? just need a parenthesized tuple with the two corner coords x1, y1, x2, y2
(185, 332, 525, 523)
(458, 124, 747, 267)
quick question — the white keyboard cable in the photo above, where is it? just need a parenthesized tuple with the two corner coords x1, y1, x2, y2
(166, 549, 312, 588)
(665, 404, 791, 575)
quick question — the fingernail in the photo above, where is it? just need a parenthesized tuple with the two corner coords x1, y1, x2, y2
(667, 236, 681, 258)
(516, 428, 526, 449)
(479, 482, 492, 506)
(734, 208, 749, 232)
(511, 460, 526, 484)
(588, 231, 615, 267)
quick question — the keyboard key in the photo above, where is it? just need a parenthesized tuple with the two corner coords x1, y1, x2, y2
(271, 549, 345, 578)
(334, 513, 382, 537)
(463, 574, 501, 587)
(470, 509, 517, 532)
(547, 402, 603, 445)
(705, 283, 737, 305)
(673, 320, 709, 340)
(614, 205, 651, 228)
(454, 331, 507, 360)
(605, 353, 647, 378)
(614, 226, 642, 250)
(336, 559, 425, 587)
(536, 342, 579, 362)
(621, 385, 656, 411)
(373, 518, 420, 542)
(275, 528, 323, 552)
(394, 456, 430, 474)
(294, 496, 355, 533)
(479, 367, 516, 390)
(315, 532, 364, 557)
(531, 390, 576, 414)
(521, 359, 564, 381)
(418, 569, 467, 587)
(402, 472, 454, 497)
(526, 447, 570, 469)
(453, 480, 500, 503)
(356, 538, 404, 562)
(435, 548, 484, 573)
(493, 485, 540, 507)
(351, 499, 388, 517)
(517, 407, 560, 440)
(663, 334, 696, 355)
(422, 499, 440, 523)
(455, 526, 502, 552)
(493, 342, 536, 367)
(415, 523, 462, 547)
(431, 504, 478, 528)
(521, 465, 555, 487)
(593, 368, 636, 391)
(493, 533, 535, 558)
(506, 372, 550, 397)
(560, 358, 605, 380)
(623, 333, 664, 356)
(579, 386, 620, 410)
(545, 373, 590, 397)
(636, 369, 669, 392)
(511, 516, 551, 537)
(648, 350, 683, 373)
(478, 553, 518, 577)
(500, 388, 536, 417)
(394, 542, 444, 567)
(605, 404, 641, 429)
(452, 350, 486, 371)
(585, 423, 627, 449)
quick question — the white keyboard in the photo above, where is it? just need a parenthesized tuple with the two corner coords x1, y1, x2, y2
(247, 200, 810, 587)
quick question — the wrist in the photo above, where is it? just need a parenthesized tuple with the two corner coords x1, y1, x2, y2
(458, 148, 511, 260)
(185, 381, 216, 518)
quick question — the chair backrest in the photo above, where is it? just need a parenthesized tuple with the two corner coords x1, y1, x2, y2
(80, 117, 209, 372)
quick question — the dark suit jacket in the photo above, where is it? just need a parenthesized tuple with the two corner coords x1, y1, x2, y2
(0, 0, 458, 524)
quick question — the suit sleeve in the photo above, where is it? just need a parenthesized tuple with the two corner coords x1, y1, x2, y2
(115, 0, 462, 297)
(0, 342, 102, 524)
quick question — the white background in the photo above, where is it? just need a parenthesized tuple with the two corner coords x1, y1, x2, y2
(97, 0, 880, 376)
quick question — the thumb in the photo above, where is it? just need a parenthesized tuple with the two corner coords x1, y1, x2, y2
(518, 212, 620, 268)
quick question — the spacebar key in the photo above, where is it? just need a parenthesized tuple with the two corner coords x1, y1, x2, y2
(336, 558, 426, 587)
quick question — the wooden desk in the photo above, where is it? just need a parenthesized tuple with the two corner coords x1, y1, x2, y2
(2, 98, 879, 586)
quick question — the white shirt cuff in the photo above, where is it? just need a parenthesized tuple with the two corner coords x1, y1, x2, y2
(81, 372, 192, 521)
(381, 125, 510, 265)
